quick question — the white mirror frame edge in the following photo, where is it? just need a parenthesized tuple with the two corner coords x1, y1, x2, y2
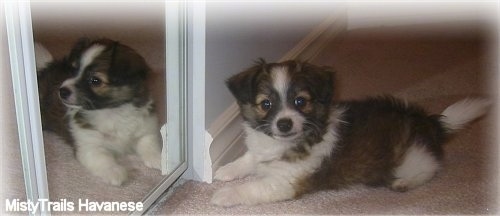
(5, 2, 50, 215)
(138, 1, 189, 215)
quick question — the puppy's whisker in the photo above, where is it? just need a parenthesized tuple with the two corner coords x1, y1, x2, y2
(83, 99, 93, 109)
(255, 123, 271, 131)
(83, 97, 96, 109)
(304, 120, 321, 133)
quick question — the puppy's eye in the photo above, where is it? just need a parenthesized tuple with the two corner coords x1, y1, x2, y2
(260, 99, 272, 111)
(88, 76, 102, 87)
(294, 97, 307, 108)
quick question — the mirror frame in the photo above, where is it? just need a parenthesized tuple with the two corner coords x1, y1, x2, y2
(138, 1, 188, 214)
(5, 2, 50, 215)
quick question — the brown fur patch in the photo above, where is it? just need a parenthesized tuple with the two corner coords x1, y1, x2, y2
(73, 111, 92, 129)
(293, 97, 447, 196)
(281, 144, 311, 162)
(147, 101, 156, 115)
(37, 58, 75, 146)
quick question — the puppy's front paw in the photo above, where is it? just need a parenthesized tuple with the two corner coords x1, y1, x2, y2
(390, 179, 409, 192)
(214, 164, 241, 182)
(211, 187, 244, 207)
(136, 135, 162, 170)
(95, 165, 128, 186)
(143, 153, 161, 170)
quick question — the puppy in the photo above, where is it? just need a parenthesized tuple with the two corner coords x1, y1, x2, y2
(211, 59, 490, 206)
(36, 38, 162, 186)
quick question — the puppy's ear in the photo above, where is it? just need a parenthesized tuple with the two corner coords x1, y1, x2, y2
(108, 42, 149, 85)
(68, 37, 91, 63)
(301, 62, 335, 105)
(226, 59, 267, 104)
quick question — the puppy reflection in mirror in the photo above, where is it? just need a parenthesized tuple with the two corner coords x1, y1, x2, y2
(37, 38, 162, 186)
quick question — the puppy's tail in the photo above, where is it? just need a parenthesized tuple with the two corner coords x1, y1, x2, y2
(439, 98, 491, 133)
(34, 42, 53, 72)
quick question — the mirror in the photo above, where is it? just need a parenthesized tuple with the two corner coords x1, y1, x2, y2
(5, 1, 187, 214)
(27, 1, 177, 213)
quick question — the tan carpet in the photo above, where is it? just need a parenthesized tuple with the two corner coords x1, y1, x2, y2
(158, 24, 498, 215)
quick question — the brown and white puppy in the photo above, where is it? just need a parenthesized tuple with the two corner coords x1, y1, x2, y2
(37, 38, 161, 186)
(211, 59, 490, 206)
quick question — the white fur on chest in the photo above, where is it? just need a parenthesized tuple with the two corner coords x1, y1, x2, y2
(243, 109, 343, 178)
(69, 102, 158, 154)
(243, 123, 289, 162)
(211, 109, 344, 206)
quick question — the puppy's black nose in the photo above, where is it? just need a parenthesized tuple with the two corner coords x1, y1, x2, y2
(277, 118, 293, 133)
(59, 87, 71, 100)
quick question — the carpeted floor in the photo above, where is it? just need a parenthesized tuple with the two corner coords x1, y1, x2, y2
(157, 24, 498, 214)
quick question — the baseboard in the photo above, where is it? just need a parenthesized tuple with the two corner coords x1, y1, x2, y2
(208, 102, 244, 172)
(208, 11, 348, 176)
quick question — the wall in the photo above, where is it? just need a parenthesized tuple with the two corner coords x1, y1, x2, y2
(204, 2, 337, 129)
(346, 2, 496, 29)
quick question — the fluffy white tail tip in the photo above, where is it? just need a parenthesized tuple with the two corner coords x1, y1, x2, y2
(34, 42, 53, 71)
(441, 98, 491, 131)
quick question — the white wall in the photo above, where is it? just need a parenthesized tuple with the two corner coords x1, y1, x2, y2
(30, 1, 165, 73)
(346, 1, 497, 29)
(204, 2, 337, 128)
